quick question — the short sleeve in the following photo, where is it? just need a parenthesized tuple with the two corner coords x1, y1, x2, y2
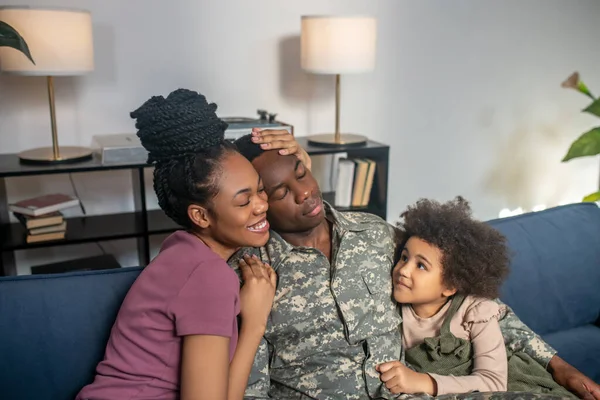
(169, 261, 239, 337)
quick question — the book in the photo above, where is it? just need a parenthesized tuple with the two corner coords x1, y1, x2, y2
(9, 194, 79, 217)
(351, 159, 370, 207)
(14, 211, 64, 229)
(360, 159, 377, 207)
(28, 221, 67, 236)
(26, 230, 66, 244)
(334, 159, 356, 208)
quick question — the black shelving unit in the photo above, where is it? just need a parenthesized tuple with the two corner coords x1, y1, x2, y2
(0, 138, 389, 276)
(296, 137, 389, 221)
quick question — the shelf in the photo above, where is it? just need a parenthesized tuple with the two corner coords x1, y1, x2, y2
(298, 137, 388, 156)
(0, 153, 151, 178)
(0, 209, 180, 251)
(1, 137, 389, 275)
(147, 209, 180, 234)
(321, 192, 386, 220)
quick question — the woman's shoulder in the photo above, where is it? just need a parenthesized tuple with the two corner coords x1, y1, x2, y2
(459, 296, 502, 327)
(147, 230, 237, 287)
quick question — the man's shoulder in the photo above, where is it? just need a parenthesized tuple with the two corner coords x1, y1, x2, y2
(339, 210, 387, 225)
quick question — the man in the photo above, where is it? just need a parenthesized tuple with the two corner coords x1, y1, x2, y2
(229, 130, 600, 400)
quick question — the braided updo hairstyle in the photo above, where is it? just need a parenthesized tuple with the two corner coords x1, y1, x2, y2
(131, 89, 236, 229)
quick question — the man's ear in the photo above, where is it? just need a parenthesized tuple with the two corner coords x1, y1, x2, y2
(188, 204, 211, 229)
(442, 286, 458, 298)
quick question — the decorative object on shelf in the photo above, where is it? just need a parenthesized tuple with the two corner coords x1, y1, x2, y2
(561, 72, 600, 202)
(0, 7, 95, 164)
(300, 15, 377, 147)
(221, 109, 294, 141)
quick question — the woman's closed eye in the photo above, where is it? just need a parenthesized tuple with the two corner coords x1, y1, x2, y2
(239, 187, 267, 206)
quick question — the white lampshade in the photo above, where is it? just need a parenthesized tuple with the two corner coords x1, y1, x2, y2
(301, 16, 376, 75)
(0, 7, 94, 76)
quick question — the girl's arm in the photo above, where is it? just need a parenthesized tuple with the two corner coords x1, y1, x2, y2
(430, 309, 508, 395)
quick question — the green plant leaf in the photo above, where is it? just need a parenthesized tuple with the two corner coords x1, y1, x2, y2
(562, 127, 600, 161)
(582, 191, 600, 202)
(583, 98, 600, 118)
(0, 20, 34, 64)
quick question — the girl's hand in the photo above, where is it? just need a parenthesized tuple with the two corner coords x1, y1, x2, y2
(377, 361, 437, 395)
(250, 128, 312, 171)
(238, 254, 277, 332)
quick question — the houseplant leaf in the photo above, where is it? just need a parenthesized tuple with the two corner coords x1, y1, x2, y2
(562, 127, 600, 162)
(0, 20, 34, 64)
(583, 98, 600, 118)
(582, 191, 600, 202)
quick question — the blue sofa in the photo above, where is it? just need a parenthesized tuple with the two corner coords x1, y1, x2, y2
(0, 202, 599, 400)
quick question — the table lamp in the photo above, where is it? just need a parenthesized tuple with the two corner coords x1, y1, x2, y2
(301, 15, 377, 147)
(0, 7, 94, 164)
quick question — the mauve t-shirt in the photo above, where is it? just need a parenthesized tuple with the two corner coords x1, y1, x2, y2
(76, 230, 240, 400)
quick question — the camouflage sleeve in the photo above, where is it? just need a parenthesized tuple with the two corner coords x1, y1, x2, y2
(385, 221, 405, 261)
(494, 299, 556, 368)
(243, 337, 272, 399)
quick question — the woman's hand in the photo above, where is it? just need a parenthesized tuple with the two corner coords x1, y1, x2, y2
(250, 128, 312, 170)
(238, 254, 277, 332)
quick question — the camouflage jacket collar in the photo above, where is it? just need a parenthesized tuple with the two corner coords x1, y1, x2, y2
(265, 201, 370, 268)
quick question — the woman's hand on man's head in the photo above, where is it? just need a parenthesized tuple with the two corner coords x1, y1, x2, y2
(250, 128, 312, 171)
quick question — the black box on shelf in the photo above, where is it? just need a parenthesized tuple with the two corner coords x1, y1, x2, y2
(31, 254, 121, 275)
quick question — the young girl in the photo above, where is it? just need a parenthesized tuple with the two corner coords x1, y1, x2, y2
(377, 197, 577, 398)
(378, 196, 510, 396)
(77, 89, 279, 400)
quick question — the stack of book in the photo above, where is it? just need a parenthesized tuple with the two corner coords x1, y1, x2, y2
(9, 193, 80, 243)
(334, 158, 377, 208)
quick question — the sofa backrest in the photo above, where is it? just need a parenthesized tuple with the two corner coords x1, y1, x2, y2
(0, 267, 143, 400)
(488, 202, 600, 335)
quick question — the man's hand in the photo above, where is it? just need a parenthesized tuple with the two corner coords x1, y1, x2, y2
(250, 128, 312, 170)
(548, 356, 600, 400)
(377, 361, 437, 396)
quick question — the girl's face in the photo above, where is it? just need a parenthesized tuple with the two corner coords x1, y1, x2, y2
(191, 152, 270, 254)
(392, 236, 455, 306)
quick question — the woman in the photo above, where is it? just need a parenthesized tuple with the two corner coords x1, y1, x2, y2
(77, 89, 290, 400)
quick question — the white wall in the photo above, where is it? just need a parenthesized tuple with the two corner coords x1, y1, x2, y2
(1, 0, 599, 274)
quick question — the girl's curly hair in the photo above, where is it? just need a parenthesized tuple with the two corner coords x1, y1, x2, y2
(397, 196, 510, 299)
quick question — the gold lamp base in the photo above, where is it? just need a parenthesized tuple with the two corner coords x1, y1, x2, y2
(17, 76, 94, 165)
(19, 146, 93, 165)
(307, 133, 368, 147)
(307, 74, 369, 148)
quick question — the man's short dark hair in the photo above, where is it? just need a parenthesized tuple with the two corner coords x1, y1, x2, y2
(234, 134, 265, 162)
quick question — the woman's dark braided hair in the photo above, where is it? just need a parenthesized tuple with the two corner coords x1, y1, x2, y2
(397, 196, 510, 299)
(130, 89, 236, 229)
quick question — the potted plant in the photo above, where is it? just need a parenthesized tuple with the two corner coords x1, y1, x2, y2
(0, 20, 34, 63)
(561, 72, 600, 202)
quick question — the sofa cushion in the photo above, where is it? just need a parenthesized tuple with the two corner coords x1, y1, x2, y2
(0, 267, 143, 400)
(488, 202, 600, 335)
(543, 324, 600, 384)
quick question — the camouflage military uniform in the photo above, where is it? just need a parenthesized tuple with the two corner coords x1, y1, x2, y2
(229, 203, 557, 399)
